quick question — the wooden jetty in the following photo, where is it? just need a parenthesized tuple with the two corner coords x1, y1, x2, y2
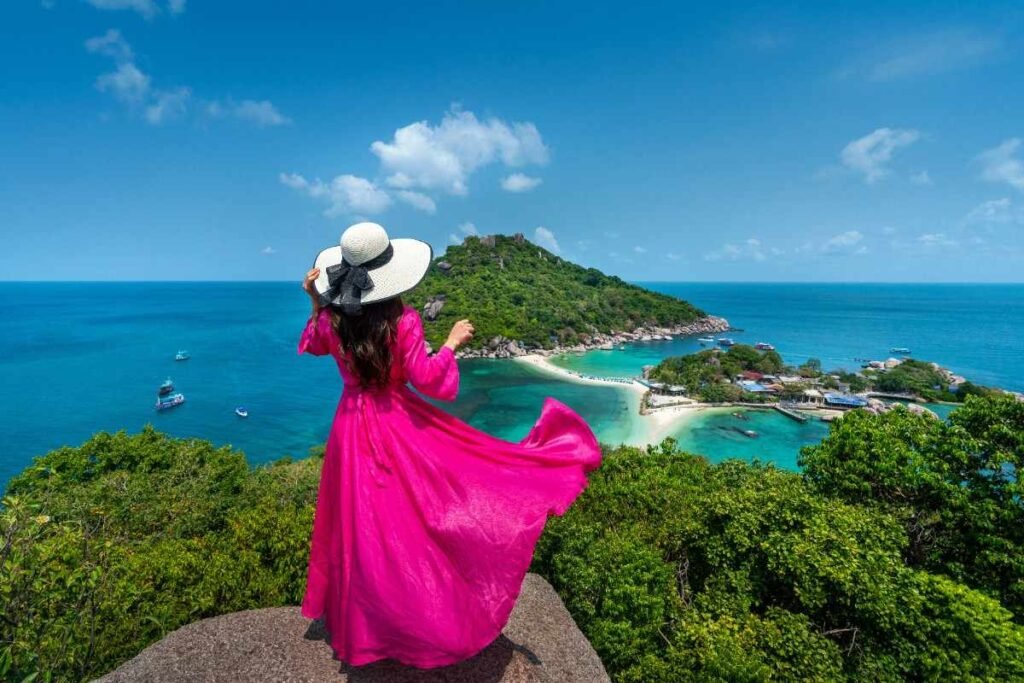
(774, 404, 809, 423)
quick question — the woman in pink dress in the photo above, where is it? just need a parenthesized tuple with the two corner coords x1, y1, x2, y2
(298, 222, 601, 669)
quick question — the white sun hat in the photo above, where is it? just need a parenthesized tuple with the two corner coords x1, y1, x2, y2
(312, 222, 433, 315)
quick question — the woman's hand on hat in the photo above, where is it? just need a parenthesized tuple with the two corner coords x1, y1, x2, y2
(444, 320, 474, 352)
(303, 268, 321, 311)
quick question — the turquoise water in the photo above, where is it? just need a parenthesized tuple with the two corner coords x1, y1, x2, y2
(558, 283, 1024, 392)
(0, 283, 637, 486)
(1, 283, 1020, 487)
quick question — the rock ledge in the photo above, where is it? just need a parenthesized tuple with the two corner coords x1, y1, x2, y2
(96, 573, 608, 683)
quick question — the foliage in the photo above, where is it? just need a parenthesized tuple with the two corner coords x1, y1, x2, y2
(1, 428, 320, 681)
(5, 396, 1024, 681)
(873, 359, 953, 400)
(800, 395, 1024, 620)
(832, 370, 870, 393)
(403, 234, 706, 350)
(648, 344, 784, 401)
(534, 437, 1024, 682)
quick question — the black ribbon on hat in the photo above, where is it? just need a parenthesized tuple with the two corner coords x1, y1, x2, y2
(319, 244, 394, 315)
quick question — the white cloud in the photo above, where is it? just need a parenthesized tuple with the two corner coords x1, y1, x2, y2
(85, 29, 134, 62)
(533, 227, 560, 254)
(840, 128, 920, 183)
(261, 246, 275, 255)
(85, 0, 185, 18)
(977, 139, 1024, 192)
(823, 230, 864, 252)
(501, 173, 542, 193)
(279, 173, 392, 217)
(841, 29, 1001, 82)
(205, 99, 290, 127)
(96, 62, 151, 103)
(704, 238, 769, 262)
(231, 100, 290, 127)
(633, 246, 647, 254)
(370, 107, 548, 195)
(666, 252, 682, 261)
(87, 31, 285, 128)
(144, 86, 190, 124)
(448, 224, 480, 244)
(910, 170, 932, 186)
(918, 233, 958, 247)
(86, 0, 159, 19)
(964, 198, 1023, 225)
(395, 190, 437, 214)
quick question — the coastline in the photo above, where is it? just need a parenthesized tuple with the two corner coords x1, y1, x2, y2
(455, 315, 731, 360)
(512, 351, 853, 446)
(514, 353, 710, 445)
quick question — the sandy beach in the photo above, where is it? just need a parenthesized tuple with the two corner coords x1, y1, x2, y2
(514, 353, 710, 444)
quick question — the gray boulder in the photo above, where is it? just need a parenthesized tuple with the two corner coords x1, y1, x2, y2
(95, 573, 608, 683)
(423, 297, 446, 321)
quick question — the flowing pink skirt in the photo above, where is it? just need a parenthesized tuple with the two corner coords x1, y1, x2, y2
(301, 386, 601, 668)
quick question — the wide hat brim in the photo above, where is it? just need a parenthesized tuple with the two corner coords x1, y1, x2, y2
(312, 238, 433, 306)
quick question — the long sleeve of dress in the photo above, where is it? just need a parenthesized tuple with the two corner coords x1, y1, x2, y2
(298, 307, 336, 356)
(399, 309, 459, 401)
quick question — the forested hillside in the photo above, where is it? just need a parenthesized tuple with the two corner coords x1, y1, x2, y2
(404, 234, 709, 349)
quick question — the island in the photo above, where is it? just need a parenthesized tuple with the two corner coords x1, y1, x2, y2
(404, 233, 729, 357)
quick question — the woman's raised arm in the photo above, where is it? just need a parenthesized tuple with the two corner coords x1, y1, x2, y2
(398, 310, 472, 401)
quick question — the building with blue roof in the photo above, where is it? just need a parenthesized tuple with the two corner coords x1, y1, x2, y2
(824, 392, 868, 409)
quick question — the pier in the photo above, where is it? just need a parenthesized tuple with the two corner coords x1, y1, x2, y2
(774, 404, 809, 422)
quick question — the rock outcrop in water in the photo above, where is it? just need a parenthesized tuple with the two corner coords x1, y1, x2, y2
(96, 573, 609, 683)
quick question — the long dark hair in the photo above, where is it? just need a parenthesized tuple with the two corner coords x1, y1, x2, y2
(329, 296, 405, 387)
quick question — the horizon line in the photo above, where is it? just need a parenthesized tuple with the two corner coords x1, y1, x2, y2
(1, 280, 1022, 286)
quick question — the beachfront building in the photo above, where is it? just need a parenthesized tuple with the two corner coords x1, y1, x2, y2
(802, 389, 825, 406)
(738, 380, 774, 394)
(640, 380, 688, 396)
(824, 392, 869, 410)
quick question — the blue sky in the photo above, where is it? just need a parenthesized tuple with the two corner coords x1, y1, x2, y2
(2, 1, 1024, 282)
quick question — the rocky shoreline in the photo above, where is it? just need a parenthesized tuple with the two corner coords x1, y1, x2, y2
(449, 315, 732, 360)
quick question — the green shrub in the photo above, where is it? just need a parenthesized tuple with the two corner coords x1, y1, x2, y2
(1, 427, 320, 681)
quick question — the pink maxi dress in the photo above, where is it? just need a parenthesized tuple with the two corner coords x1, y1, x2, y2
(298, 305, 601, 668)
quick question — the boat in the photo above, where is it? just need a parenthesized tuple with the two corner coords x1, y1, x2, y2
(755, 342, 775, 351)
(175, 350, 191, 361)
(155, 392, 185, 410)
(889, 347, 911, 354)
(158, 378, 175, 396)
(717, 337, 736, 347)
(731, 411, 750, 421)
(698, 336, 715, 344)
(235, 406, 249, 418)
(730, 426, 758, 438)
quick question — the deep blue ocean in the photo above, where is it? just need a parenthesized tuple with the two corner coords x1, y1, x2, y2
(1, 282, 1021, 487)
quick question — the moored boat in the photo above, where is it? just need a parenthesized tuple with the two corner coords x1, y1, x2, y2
(156, 392, 185, 410)
(175, 350, 191, 361)
(158, 378, 175, 396)
(698, 336, 715, 344)
(235, 406, 249, 418)
(755, 342, 775, 351)
(889, 347, 911, 354)
(717, 337, 736, 347)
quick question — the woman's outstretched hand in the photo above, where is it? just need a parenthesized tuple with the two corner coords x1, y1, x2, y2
(303, 268, 321, 313)
(444, 319, 474, 352)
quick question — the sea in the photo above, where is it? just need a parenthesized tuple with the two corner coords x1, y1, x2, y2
(1, 282, 1021, 488)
